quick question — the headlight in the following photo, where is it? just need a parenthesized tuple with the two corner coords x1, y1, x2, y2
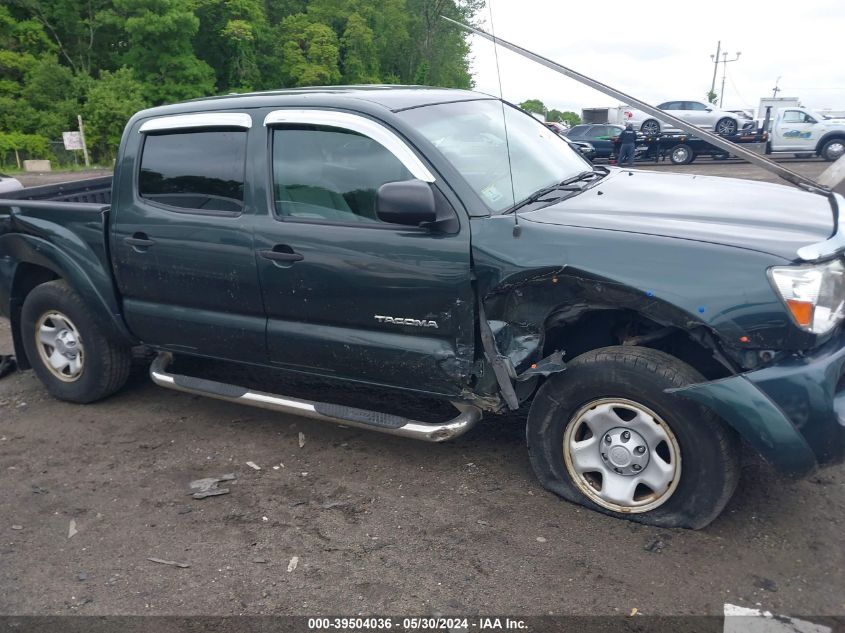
(770, 258, 845, 334)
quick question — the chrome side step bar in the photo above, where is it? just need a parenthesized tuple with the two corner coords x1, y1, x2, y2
(149, 353, 483, 442)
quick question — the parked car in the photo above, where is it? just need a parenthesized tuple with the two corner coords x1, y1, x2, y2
(0, 173, 23, 194)
(2, 86, 845, 529)
(544, 123, 597, 161)
(627, 101, 754, 136)
(565, 123, 624, 158)
(564, 137, 596, 161)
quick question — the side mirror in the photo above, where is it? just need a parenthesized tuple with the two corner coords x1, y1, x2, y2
(705, 108, 712, 112)
(376, 179, 437, 226)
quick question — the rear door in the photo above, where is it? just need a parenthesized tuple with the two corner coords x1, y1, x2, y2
(253, 109, 475, 396)
(111, 113, 265, 360)
(657, 102, 684, 128)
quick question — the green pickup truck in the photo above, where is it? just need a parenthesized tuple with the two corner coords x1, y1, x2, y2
(2, 86, 844, 529)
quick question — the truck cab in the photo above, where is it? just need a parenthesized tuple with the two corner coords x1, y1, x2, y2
(767, 106, 845, 160)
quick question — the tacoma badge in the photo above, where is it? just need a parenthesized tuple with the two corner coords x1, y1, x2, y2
(375, 315, 439, 328)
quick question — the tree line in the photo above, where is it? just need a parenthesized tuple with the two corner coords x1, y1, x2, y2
(0, 0, 482, 167)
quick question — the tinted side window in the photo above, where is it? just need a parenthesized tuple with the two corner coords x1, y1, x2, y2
(272, 125, 413, 224)
(138, 130, 246, 213)
(686, 101, 708, 111)
(566, 125, 588, 137)
(587, 125, 609, 138)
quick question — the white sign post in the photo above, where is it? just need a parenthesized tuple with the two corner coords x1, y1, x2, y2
(62, 117, 90, 167)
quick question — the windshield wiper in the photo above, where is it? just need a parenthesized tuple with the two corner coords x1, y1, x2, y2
(506, 167, 608, 214)
(561, 166, 608, 186)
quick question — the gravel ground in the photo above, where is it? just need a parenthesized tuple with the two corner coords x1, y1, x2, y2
(1, 162, 844, 620)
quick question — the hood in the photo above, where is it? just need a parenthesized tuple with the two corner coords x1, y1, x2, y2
(522, 169, 834, 260)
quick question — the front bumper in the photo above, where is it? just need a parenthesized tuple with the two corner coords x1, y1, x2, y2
(671, 330, 845, 477)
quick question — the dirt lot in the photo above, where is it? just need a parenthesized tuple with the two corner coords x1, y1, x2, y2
(1, 161, 844, 620)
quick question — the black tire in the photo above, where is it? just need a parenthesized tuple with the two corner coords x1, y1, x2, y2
(21, 280, 131, 403)
(669, 143, 695, 165)
(820, 138, 845, 162)
(526, 346, 740, 529)
(640, 119, 660, 135)
(715, 117, 737, 136)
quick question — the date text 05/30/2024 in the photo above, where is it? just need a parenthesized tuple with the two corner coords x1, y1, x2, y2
(307, 617, 528, 630)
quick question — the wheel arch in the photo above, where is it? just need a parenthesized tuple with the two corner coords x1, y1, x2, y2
(815, 132, 845, 156)
(541, 306, 736, 382)
(2, 234, 135, 368)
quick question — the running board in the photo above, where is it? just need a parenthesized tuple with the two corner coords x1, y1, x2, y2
(149, 353, 482, 442)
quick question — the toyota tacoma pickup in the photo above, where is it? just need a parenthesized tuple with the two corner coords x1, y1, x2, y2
(2, 86, 844, 529)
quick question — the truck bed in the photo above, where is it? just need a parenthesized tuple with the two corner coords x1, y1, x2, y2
(0, 176, 112, 204)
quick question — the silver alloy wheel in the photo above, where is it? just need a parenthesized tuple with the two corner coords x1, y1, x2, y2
(562, 398, 681, 513)
(825, 141, 845, 161)
(716, 118, 737, 135)
(641, 120, 660, 135)
(35, 311, 84, 382)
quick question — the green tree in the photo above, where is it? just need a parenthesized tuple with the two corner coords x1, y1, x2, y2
(519, 99, 547, 117)
(10, 0, 118, 75)
(277, 14, 341, 86)
(82, 67, 147, 161)
(547, 109, 581, 126)
(340, 12, 379, 83)
(195, 0, 265, 93)
(108, 0, 215, 104)
(406, 0, 482, 88)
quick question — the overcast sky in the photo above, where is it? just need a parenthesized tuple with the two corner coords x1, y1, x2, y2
(468, 0, 845, 115)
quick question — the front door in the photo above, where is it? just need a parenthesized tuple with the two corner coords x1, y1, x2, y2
(111, 114, 266, 360)
(254, 111, 475, 396)
(774, 110, 817, 150)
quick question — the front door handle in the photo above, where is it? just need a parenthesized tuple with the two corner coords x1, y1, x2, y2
(124, 233, 155, 250)
(259, 248, 304, 263)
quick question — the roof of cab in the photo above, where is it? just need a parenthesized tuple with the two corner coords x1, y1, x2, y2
(135, 85, 495, 119)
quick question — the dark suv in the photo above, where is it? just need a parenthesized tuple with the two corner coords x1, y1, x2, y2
(565, 124, 624, 158)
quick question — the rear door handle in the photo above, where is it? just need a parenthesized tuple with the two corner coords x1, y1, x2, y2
(259, 249, 304, 263)
(124, 233, 155, 249)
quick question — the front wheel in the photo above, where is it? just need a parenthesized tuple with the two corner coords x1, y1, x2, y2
(526, 346, 740, 529)
(21, 280, 131, 403)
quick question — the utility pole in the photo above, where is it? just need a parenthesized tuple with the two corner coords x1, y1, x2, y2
(709, 40, 721, 102)
(772, 76, 781, 98)
(718, 50, 741, 108)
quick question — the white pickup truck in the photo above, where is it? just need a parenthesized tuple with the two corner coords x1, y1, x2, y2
(765, 107, 845, 161)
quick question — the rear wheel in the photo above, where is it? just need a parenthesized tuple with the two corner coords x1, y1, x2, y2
(715, 117, 738, 135)
(641, 119, 660, 135)
(21, 280, 131, 403)
(669, 143, 695, 165)
(820, 138, 845, 161)
(526, 346, 740, 529)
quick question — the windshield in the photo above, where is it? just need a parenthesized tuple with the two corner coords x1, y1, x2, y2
(397, 99, 592, 212)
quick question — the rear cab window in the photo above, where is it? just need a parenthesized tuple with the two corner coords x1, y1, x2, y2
(138, 128, 247, 214)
